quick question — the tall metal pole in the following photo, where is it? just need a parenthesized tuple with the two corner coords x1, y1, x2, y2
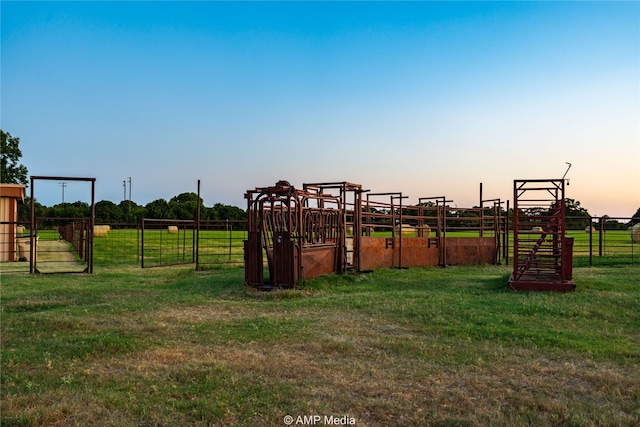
(479, 182, 483, 237)
(30, 176, 35, 274)
(59, 182, 67, 203)
(196, 179, 200, 270)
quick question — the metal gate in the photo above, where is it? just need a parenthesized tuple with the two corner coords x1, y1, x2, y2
(141, 219, 195, 268)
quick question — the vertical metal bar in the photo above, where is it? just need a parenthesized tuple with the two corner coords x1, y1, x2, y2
(494, 202, 500, 264)
(228, 220, 232, 262)
(479, 182, 483, 237)
(344, 185, 349, 272)
(141, 219, 145, 268)
(181, 223, 185, 262)
(196, 180, 201, 270)
(512, 180, 518, 278)
(397, 194, 402, 268)
(137, 225, 140, 263)
(505, 199, 510, 266)
(589, 217, 593, 265)
(30, 176, 34, 274)
(598, 217, 604, 257)
(355, 186, 362, 272)
(441, 200, 447, 266)
(89, 178, 95, 273)
(159, 220, 163, 264)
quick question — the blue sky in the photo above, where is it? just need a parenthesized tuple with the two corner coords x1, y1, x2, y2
(2, 1, 638, 217)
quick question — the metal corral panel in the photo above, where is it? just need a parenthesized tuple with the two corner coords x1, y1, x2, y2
(360, 236, 440, 270)
(393, 237, 439, 268)
(244, 232, 263, 286)
(445, 237, 497, 265)
(272, 231, 297, 287)
(301, 245, 337, 279)
(359, 237, 394, 270)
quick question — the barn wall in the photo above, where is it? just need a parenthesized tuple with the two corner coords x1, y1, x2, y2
(0, 197, 17, 262)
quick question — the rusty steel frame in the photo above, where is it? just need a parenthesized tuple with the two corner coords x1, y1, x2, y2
(480, 197, 505, 265)
(418, 196, 450, 266)
(509, 179, 576, 292)
(29, 176, 96, 274)
(245, 180, 502, 289)
(366, 192, 408, 268)
(245, 180, 349, 289)
(303, 181, 364, 272)
(360, 196, 498, 271)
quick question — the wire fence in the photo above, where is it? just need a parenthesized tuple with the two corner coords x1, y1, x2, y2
(141, 219, 196, 268)
(2, 215, 638, 273)
(567, 216, 640, 266)
(92, 223, 140, 267)
(196, 220, 247, 270)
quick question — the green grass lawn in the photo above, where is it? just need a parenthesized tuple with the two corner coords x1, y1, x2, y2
(2, 263, 639, 426)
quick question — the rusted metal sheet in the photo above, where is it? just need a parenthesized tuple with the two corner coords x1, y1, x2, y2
(360, 236, 440, 270)
(445, 237, 496, 265)
(561, 237, 574, 281)
(244, 231, 262, 285)
(359, 237, 394, 271)
(508, 273, 576, 292)
(301, 245, 337, 279)
(272, 231, 297, 287)
(393, 237, 439, 268)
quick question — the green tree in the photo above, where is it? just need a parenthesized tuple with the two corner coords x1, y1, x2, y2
(212, 203, 246, 221)
(563, 198, 591, 230)
(95, 200, 123, 223)
(119, 200, 145, 223)
(168, 192, 202, 220)
(49, 201, 90, 218)
(1, 130, 28, 184)
(145, 199, 170, 219)
(17, 198, 46, 222)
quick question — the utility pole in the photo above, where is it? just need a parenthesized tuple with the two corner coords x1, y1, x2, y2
(123, 180, 127, 201)
(128, 177, 132, 213)
(59, 182, 67, 203)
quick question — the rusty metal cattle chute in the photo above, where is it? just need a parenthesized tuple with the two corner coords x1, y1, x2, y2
(244, 181, 352, 290)
(245, 180, 502, 289)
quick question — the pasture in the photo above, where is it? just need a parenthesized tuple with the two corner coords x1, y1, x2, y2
(86, 226, 639, 268)
(1, 261, 639, 426)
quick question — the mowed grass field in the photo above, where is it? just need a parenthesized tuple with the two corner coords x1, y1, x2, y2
(2, 262, 639, 426)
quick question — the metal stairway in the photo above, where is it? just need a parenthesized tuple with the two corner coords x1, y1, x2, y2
(509, 180, 575, 292)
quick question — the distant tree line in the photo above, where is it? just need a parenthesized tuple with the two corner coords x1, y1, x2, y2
(13, 191, 640, 232)
(17, 192, 246, 225)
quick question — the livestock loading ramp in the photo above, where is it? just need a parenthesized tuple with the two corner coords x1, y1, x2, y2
(509, 179, 575, 292)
